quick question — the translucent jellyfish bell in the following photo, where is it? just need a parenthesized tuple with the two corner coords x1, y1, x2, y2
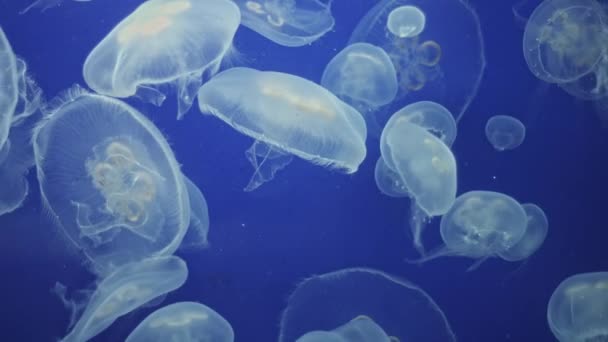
(485, 115, 526, 151)
(126, 301, 234, 342)
(57, 256, 188, 342)
(498, 203, 548, 261)
(279, 268, 456, 342)
(179, 176, 210, 251)
(387, 5, 426, 38)
(296, 315, 393, 342)
(349, 0, 485, 123)
(197, 67, 367, 191)
(392, 101, 457, 147)
(83, 0, 241, 118)
(33, 88, 189, 274)
(374, 156, 409, 198)
(234, 0, 335, 47)
(0, 26, 18, 150)
(548, 272, 608, 341)
(523, 0, 607, 84)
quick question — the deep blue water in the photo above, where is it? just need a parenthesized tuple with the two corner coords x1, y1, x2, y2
(0, 0, 607, 341)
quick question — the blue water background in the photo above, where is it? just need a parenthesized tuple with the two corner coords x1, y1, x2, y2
(0, 0, 607, 340)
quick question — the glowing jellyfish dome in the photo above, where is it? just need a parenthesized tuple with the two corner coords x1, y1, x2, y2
(349, 0, 486, 123)
(33, 87, 190, 274)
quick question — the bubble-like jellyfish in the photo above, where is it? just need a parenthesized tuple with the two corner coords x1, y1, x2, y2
(126, 301, 233, 342)
(197, 67, 367, 191)
(349, 0, 486, 123)
(179, 176, 210, 251)
(485, 115, 526, 151)
(548, 272, 608, 341)
(279, 268, 456, 342)
(234, 0, 335, 47)
(523, 0, 607, 84)
(56, 256, 188, 342)
(321, 42, 398, 134)
(83, 0, 241, 118)
(33, 87, 189, 274)
(410, 191, 528, 270)
(379, 107, 457, 254)
(498, 203, 548, 261)
(296, 315, 393, 342)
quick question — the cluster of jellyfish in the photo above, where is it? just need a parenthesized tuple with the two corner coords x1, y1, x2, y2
(0, 0, 606, 339)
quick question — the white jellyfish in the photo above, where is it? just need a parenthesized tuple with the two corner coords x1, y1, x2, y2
(33, 87, 189, 274)
(83, 0, 241, 118)
(499, 203, 548, 261)
(197, 67, 367, 191)
(485, 115, 526, 151)
(386, 5, 426, 38)
(179, 176, 210, 251)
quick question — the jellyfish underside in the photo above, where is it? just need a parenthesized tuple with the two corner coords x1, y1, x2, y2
(386, 36, 442, 94)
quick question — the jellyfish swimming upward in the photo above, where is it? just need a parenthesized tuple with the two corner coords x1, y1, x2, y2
(83, 0, 241, 118)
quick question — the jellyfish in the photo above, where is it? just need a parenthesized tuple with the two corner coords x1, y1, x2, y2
(197, 67, 367, 191)
(558, 50, 608, 100)
(379, 107, 457, 254)
(126, 301, 233, 342)
(233, 0, 335, 47)
(391, 101, 457, 147)
(498, 203, 548, 261)
(410, 191, 528, 270)
(522, 0, 607, 84)
(349, 0, 486, 123)
(296, 315, 394, 342)
(33, 87, 190, 274)
(0, 27, 18, 150)
(278, 268, 456, 342)
(485, 115, 526, 151)
(548, 272, 608, 341)
(320, 42, 398, 134)
(179, 176, 210, 251)
(374, 156, 409, 198)
(83, 0, 241, 118)
(56, 256, 188, 342)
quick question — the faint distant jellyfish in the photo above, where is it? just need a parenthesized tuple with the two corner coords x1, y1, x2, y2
(234, 0, 335, 47)
(126, 301, 234, 342)
(485, 115, 526, 151)
(548, 272, 608, 341)
(179, 176, 211, 251)
(523, 0, 607, 84)
(83, 0, 241, 118)
(279, 268, 456, 342)
(411, 191, 528, 270)
(33, 88, 189, 273)
(499, 203, 548, 261)
(197, 67, 367, 191)
(297, 315, 394, 342)
(387, 5, 426, 38)
(349, 0, 485, 123)
(57, 256, 188, 342)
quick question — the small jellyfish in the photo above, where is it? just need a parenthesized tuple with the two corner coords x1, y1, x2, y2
(349, 0, 485, 123)
(485, 115, 526, 151)
(499, 203, 548, 261)
(374, 156, 409, 198)
(523, 0, 607, 84)
(179, 176, 210, 251)
(386, 5, 426, 38)
(391, 101, 457, 147)
(297, 315, 394, 342)
(197, 67, 367, 191)
(278, 268, 456, 342)
(234, 0, 335, 47)
(126, 301, 234, 342)
(83, 0, 241, 118)
(547, 272, 608, 341)
(33, 87, 189, 274)
(410, 191, 527, 270)
(57, 256, 188, 342)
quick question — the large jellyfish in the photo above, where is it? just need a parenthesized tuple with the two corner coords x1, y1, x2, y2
(56, 256, 188, 342)
(126, 301, 234, 342)
(547, 272, 608, 341)
(83, 0, 241, 118)
(410, 191, 528, 270)
(378, 105, 457, 254)
(296, 315, 393, 342)
(321, 42, 398, 134)
(278, 268, 456, 342)
(0, 27, 18, 150)
(33, 87, 190, 274)
(233, 0, 335, 47)
(179, 176, 210, 251)
(485, 115, 526, 151)
(197, 67, 367, 191)
(499, 203, 548, 261)
(349, 0, 486, 123)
